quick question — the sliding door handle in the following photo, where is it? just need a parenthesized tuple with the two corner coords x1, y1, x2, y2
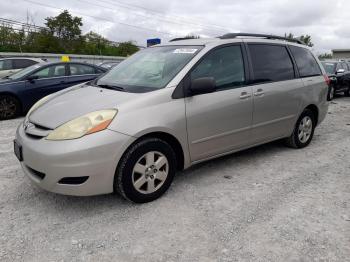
(254, 89, 265, 97)
(240, 92, 251, 99)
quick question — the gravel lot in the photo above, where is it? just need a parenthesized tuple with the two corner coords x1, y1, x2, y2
(0, 98, 349, 262)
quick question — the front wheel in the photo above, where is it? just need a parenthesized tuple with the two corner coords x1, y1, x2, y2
(328, 86, 335, 101)
(285, 109, 316, 149)
(114, 138, 177, 203)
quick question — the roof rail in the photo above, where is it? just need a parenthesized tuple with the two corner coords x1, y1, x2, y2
(169, 37, 195, 42)
(219, 33, 305, 45)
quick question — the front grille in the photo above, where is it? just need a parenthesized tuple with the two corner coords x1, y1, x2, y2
(24, 121, 52, 138)
(26, 165, 46, 180)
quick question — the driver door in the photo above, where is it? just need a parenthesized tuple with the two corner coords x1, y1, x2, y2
(185, 44, 253, 162)
(24, 64, 68, 107)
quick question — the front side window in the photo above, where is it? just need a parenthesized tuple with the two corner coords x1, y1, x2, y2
(289, 46, 322, 77)
(190, 45, 245, 89)
(0, 60, 12, 71)
(70, 64, 96, 75)
(96, 45, 202, 92)
(248, 44, 295, 83)
(31, 65, 66, 79)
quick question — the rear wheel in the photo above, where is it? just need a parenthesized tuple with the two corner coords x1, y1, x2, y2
(344, 87, 350, 97)
(114, 138, 177, 203)
(285, 109, 316, 149)
(0, 95, 21, 120)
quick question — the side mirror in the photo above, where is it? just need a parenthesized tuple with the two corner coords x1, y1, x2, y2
(189, 77, 216, 96)
(336, 69, 345, 74)
(27, 75, 39, 82)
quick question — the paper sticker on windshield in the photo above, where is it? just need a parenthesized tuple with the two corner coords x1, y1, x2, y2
(173, 48, 198, 54)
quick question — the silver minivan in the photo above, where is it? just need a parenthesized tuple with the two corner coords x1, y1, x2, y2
(14, 34, 329, 203)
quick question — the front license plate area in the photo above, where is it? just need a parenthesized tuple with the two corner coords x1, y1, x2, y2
(14, 140, 23, 162)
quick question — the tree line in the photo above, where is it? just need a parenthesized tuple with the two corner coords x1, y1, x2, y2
(0, 10, 139, 57)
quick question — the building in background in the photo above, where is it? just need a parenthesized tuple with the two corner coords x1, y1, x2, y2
(332, 49, 350, 61)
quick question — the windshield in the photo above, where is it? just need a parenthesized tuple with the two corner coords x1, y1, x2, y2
(321, 62, 336, 75)
(95, 45, 202, 92)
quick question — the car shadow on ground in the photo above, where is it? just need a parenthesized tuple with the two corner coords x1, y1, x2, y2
(29, 139, 291, 214)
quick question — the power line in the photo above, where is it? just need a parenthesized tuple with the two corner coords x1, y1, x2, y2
(21, 0, 174, 37)
(89, 0, 228, 34)
(104, 0, 229, 31)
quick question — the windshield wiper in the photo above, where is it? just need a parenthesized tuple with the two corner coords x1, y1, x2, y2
(94, 84, 126, 92)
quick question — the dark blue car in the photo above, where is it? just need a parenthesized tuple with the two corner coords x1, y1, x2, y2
(0, 62, 107, 120)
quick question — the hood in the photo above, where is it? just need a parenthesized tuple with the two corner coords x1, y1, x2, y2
(0, 78, 19, 84)
(29, 84, 138, 129)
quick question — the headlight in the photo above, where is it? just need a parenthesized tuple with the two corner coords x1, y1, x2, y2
(26, 94, 54, 119)
(46, 109, 117, 141)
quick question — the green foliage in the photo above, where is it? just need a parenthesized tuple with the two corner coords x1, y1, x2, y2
(285, 33, 314, 47)
(318, 53, 332, 60)
(0, 10, 139, 56)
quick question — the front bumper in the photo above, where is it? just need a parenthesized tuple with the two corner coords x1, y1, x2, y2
(15, 124, 136, 196)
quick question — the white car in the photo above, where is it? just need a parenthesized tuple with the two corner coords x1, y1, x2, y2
(0, 57, 46, 79)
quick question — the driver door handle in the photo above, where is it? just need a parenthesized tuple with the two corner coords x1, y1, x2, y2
(254, 88, 265, 97)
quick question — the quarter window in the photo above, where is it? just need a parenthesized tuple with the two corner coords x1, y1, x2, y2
(191, 45, 245, 89)
(289, 46, 322, 77)
(248, 44, 295, 83)
(69, 64, 96, 75)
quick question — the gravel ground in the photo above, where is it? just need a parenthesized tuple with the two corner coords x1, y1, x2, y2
(0, 97, 349, 262)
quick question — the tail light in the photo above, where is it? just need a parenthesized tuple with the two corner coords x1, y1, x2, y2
(324, 74, 331, 87)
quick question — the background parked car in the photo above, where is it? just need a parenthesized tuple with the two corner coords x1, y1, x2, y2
(321, 61, 350, 100)
(0, 62, 107, 120)
(0, 57, 46, 79)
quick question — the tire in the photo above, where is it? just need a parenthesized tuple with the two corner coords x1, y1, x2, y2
(285, 109, 316, 149)
(345, 87, 350, 97)
(0, 95, 21, 120)
(328, 86, 335, 101)
(114, 137, 177, 203)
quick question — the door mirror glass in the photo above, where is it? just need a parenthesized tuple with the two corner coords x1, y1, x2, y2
(190, 77, 216, 96)
(27, 75, 39, 82)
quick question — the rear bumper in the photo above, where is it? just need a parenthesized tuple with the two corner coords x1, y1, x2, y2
(15, 123, 136, 196)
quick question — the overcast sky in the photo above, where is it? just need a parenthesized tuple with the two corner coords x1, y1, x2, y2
(0, 0, 349, 54)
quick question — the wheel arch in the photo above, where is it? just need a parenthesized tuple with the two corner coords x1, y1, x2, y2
(304, 104, 319, 126)
(127, 131, 185, 171)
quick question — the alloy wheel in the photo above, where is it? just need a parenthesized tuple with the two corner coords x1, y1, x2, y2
(298, 116, 313, 143)
(0, 97, 17, 119)
(132, 151, 169, 194)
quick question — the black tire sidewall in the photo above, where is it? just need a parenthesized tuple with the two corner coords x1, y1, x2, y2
(0, 95, 21, 120)
(116, 138, 177, 203)
(293, 109, 316, 148)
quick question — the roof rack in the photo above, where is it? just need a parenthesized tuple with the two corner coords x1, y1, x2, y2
(219, 33, 305, 45)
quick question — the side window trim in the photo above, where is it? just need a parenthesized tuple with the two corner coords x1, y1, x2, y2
(245, 42, 297, 85)
(172, 43, 249, 98)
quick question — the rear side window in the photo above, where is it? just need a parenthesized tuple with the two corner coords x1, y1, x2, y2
(248, 44, 295, 83)
(191, 45, 245, 90)
(289, 46, 322, 77)
(13, 59, 37, 69)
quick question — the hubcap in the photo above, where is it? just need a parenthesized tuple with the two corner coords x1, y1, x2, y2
(132, 151, 169, 194)
(0, 97, 17, 119)
(298, 116, 313, 143)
